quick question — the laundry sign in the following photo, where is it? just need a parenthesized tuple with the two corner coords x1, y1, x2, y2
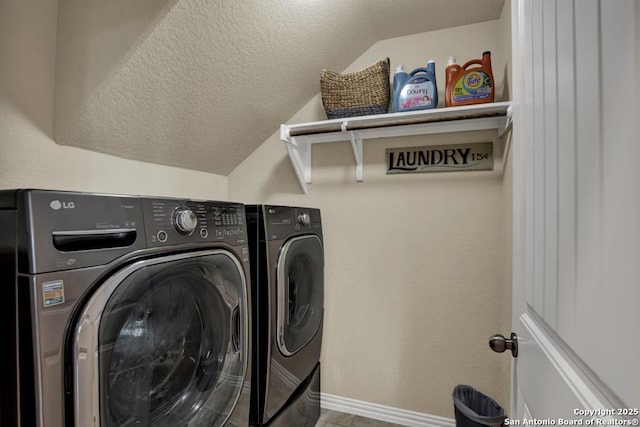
(386, 142, 493, 174)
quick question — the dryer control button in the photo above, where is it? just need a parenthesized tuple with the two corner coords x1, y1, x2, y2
(297, 212, 311, 225)
(157, 230, 168, 242)
(173, 208, 198, 234)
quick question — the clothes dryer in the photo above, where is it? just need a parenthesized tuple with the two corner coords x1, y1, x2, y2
(0, 189, 252, 427)
(246, 205, 323, 426)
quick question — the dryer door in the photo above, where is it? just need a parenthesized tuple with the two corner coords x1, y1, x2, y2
(72, 250, 248, 427)
(276, 235, 324, 356)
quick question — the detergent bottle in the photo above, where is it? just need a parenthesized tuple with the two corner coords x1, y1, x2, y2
(445, 51, 495, 107)
(392, 60, 438, 112)
(392, 64, 408, 110)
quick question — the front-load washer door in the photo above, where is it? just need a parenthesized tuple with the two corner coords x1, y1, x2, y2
(276, 235, 324, 356)
(72, 250, 248, 427)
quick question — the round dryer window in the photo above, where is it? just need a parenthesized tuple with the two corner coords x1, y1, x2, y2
(72, 251, 248, 427)
(277, 235, 324, 356)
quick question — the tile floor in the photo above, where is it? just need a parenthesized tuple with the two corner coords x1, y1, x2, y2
(315, 409, 404, 427)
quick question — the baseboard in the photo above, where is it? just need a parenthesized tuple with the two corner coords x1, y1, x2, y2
(320, 393, 456, 427)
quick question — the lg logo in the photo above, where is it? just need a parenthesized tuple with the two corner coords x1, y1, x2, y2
(50, 200, 75, 210)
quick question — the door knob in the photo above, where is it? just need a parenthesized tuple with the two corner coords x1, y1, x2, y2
(489, 333, 518, 358)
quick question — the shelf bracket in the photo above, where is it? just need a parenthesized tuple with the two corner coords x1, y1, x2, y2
(498, 104, 514, 138)
(349, 131, 363, 182)
(281, 124, 311, 194)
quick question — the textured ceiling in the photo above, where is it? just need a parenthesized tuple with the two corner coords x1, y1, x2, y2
(55, 0, 505, 175)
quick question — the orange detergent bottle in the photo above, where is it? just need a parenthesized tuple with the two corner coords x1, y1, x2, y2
(445, 51, 495, 107)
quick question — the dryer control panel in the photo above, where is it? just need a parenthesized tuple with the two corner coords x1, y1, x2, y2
(141, 198, 247, 247)
(263, 205, 322, 241)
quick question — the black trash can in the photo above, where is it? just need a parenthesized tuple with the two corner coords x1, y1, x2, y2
(452, 385, 506, 427)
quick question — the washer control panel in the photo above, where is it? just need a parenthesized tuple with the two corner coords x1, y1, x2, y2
(141, 198, 246, 247)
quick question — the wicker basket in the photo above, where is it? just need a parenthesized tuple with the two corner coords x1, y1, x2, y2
(320, 58, 390, 119)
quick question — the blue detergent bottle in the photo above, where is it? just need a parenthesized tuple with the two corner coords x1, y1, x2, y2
(392, 64, 408, 110)
(393, 60, 438, 112)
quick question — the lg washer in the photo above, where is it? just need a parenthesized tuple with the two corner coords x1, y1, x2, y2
(0, 189, 252, 427)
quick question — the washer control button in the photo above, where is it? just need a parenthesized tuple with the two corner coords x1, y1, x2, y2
(173, 208, 198, 234)
(200, 228, 209, 238)
(157, 230, 168, 242)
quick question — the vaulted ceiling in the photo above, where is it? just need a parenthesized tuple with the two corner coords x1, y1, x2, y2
(54, 0, 505, 175)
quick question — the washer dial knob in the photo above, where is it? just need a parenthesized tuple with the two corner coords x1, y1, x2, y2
(297, 212, 311, 226)
(173, 208, 198, 234)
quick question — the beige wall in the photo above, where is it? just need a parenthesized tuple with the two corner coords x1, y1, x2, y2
(1, 0, 513, 418)
(54, 0, 176, 140)
(229, 18, 513, 418)
(0, 0, 227, 199)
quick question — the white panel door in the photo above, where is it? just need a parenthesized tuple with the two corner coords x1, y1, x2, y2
(510, 0, 639, 421)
